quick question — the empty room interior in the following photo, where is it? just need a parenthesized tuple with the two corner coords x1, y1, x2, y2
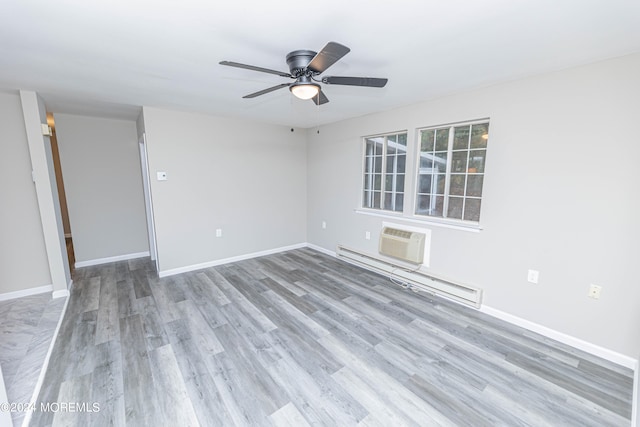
(1, 1, 639, 426)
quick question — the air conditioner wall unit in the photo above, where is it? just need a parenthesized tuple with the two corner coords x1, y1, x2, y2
(379, 226, 425, 264)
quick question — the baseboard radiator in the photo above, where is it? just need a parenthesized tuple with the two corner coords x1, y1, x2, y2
(336, 245, 483, 308)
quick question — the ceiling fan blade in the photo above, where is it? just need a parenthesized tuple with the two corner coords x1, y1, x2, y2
(220, 61, 292, 78)
(307, 42, 350, 74)
(310, 89, 329, 105)
(322, 76, 388, 87)
(242, 83, 291, 99)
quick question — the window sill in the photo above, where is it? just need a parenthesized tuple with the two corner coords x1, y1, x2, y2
(354, 208, 483, 233)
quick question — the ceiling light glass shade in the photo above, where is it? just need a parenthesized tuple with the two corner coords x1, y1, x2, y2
(290, 82, 320, 100)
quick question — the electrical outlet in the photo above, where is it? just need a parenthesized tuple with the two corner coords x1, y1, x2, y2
(365, 231, 371, 240)
(322, 221, 326, 229)
(527, 269, 539, 284)
(215, 229, 222, 238)
(588, 284, 602, 299)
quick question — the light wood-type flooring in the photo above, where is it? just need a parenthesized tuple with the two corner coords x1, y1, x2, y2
(31, 248, 633, 426)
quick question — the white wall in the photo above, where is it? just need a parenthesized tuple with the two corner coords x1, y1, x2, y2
(0, 91, 51, 294)
(54, 114, 149, 263)
(142, 107, 307, 274)
(306, 53, 640, 358)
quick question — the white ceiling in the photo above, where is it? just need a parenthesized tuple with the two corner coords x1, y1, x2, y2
(2, 0, 640, 128)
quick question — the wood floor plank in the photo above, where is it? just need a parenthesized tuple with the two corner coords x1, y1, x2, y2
(95, 274, 120, 345)
(148, 344, 199, 426)
(119, 314, 161, 426)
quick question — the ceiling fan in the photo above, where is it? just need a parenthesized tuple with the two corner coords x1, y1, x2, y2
(219, 41, 388, 105)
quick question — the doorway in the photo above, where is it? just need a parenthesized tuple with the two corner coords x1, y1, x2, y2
(47, 113, 75, 274)
(139, 133, 159, 272)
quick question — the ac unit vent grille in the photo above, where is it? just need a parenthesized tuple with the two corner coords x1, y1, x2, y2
(379, 227, 425, 264)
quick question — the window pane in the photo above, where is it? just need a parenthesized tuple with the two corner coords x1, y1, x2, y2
(447, 196, 463, 219)
(434, 153, 447, 173)
(398, 133, 407, 147)
(373, 174, 382, 190)
(385, 175, 393, 191)
(419, 154, 433, 170)
(373, 191, 381, 207)
(416, 194, 443, 216)
(434, 174, 447, 194)
(418, 174, 432, 193)
(395, 194, 404, 211)
(363, 190, 372, 208)
(396, 154, 406, 174)
(386, 155, 395, 173)
(374, 138, 384, 155)
(464, 198, 481, 221)
(468, 150, 487, 173)
(384, 193, 393, 210)
(453, 126, 470, 150)
(415, 194, 430, 215)
(387, 134, 397, 145)
(466, 175, 483, 197)
(421, 130, 435, 151)
(434, 196, 445, 217)
(374, 156, 382, 173)
(387, 145, 396, 156)
(396, 174, 405, 192)
(365, 141, 373, 156)
(470, 123, 489, 149)
(435, 128, 449, 151)
(450, 174, 466, 196)
(451, 151, 468, 173)
(363, 174, 371, 190)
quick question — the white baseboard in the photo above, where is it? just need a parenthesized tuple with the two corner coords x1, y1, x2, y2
(0, 366, 11, 427)
(480, 305, 638, 370)
(305, 243, 337, 257)
(633, 361, 639, 427)
(75, 251, 150, 268)
(158, 243, 307, 278)
(22, 290, 70, 427)
(0, 284, 53, 302)
(52, 289, 70, 299)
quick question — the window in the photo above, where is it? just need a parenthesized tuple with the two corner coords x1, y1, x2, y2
(415, 121, 489, 222)
(363, 132, 407, 212)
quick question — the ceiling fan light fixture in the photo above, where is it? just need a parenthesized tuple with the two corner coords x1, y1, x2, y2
(290, 82, 320, 100)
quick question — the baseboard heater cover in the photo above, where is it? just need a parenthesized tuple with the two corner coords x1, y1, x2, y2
(336, 245, 482, 308)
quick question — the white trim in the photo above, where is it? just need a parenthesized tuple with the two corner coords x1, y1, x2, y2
(22, 291, 70, 427)
(158, 244, 307, 278)
(0, 284, 53, 302)
(355, 209, 482, 232)
(0, 366, 11, 427)
(633, 358, 639, 427)
(75, 251, 150, 268)
(52, 289, 70, 299)
(305, 243, 336, 257)
(480, 305, 638, 369)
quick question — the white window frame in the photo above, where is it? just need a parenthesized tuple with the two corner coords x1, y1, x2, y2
(361, 131, 408, 213)
(357, 119, 489, 232)
(413, 119, 489, 226)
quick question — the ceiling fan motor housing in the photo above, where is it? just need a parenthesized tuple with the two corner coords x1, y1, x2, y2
(286, 50, 317, 76)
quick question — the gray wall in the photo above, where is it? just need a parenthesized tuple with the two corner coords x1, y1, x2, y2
(0, 91, 52, 293)
(142, 107, 307, 273)
(306, 53, 640, 358)
(54, 114, 149, 263)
